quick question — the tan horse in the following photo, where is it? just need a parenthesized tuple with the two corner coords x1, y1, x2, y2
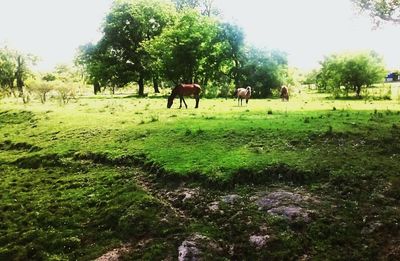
(235, 86, 251, 106)
(280, 86, 289, 101)
(167, 83, 201, 109)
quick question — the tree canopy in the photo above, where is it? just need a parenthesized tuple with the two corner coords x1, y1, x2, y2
(316, 51, 386, 97)
(76, 0, 176, 95)
(0, 47, 36, 97)
(75, 0, 291, 97)
(352, 0, 400, 25)
(239, 47, 288, 98)
(144, 10, 220, 84)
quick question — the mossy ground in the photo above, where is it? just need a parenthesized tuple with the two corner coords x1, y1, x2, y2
(1, 92, 399, 259)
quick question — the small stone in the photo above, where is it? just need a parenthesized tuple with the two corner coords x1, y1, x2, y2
(221, 194, 241, 204)
(208, 201, 219, 212)
(178, 240, 201, 261)
(267, 206, 310, 222)
(249, 235, 269, 248)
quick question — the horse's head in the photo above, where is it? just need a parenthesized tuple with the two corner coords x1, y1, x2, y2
(246, 86, 252, 96)
(167, 96, 174, 108)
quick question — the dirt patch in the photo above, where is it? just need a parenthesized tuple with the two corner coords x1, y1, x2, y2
(95, 244, 132, 261)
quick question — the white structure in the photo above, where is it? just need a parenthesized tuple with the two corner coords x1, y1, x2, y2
(391, 83, 400, 100)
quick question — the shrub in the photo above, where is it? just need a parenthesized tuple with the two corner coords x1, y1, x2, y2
(26, 80, 54, 103)
(53, 81, 78, 104)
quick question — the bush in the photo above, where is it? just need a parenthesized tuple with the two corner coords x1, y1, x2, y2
(26, 80, 54, 103)
(53, 82, 78, 104)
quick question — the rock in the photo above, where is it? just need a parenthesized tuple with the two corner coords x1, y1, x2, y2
(166, 188, 200, 205)
(178, 234, 223, 261)
(256, 191, 303, 210)
(221, 194, 241, 204)
(267, 206, 310, 222)
(249, 235, 269, 249)
(255, 190, 316, 222)
(178, 239, 202, 261)
(208, 201, 220, 212)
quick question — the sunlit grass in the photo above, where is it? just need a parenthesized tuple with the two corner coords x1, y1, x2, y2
(1, 92, 400, 179)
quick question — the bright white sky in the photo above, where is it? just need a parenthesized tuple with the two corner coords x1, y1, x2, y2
(0, 0, 399, 71)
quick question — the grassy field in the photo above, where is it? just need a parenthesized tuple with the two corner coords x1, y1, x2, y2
(1, 91, 400, 259)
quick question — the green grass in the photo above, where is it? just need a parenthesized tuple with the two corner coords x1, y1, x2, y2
(1, 92, 400, 259)
(2, 94, 399, 181)
(0, 164, 177, 260)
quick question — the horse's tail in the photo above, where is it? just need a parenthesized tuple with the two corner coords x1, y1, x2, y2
(234, 88, 238, 97)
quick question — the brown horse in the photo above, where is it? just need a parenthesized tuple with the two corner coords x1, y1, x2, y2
(235, 86, 251, 106)
(167, 83, 201, 109)
(280, 86, 289, 101)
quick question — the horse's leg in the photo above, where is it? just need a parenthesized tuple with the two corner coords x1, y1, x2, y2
(246, 98, 249, 104)
(179, 95, 183, 108)
(195, 95, 199, 108)
(182, 96, 188, 108)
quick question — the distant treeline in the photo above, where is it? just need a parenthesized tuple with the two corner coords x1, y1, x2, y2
(75, 0, 288, 98)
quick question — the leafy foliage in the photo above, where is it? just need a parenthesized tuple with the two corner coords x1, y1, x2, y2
(0, 48, 16, 93)
(76, 0, 287, 97)
(352, 0, 400, 25)
(144, 10, 219, 84)
(316, 51, 386, 97)
(76, 0, 176, 95)
(0, 47, 36, 97)
(239, 47, 288, 97)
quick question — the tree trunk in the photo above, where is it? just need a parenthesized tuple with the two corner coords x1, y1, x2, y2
(138, 76, 144, 96)
(233, 58, 240, 86)
(16, 56, 24, 97)
(94, 82, 101, 95)
(153, 77, 160, 93)
(355, 86, 361, 97)
(9, 81, 16, 97)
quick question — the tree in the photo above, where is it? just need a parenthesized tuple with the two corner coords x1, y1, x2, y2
(316, 51, 386, 97)
(144, 9, 220, 85)
(75, 43, 108, 94)
(217, 23, 245, 87)
(27, 81, 53, 103)
(173, 0, 199, 10)
(352, 0, 400, 25)
(52, 64, 80, 82)
(76, 0, 176, 95)
(0, 48, 16, 95)
(0, 47, 36, 97)
(172, 0, 219, 17)
(239, 47, 288, 97)
(302, 69, 319, 86)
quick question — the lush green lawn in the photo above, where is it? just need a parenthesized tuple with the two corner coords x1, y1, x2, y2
(1, 92, 400, 259)
(2, 93, 400, 180)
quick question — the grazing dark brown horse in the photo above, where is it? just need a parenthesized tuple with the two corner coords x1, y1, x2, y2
(167, 83, 201, 109)
(280, 85, 289, 101)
